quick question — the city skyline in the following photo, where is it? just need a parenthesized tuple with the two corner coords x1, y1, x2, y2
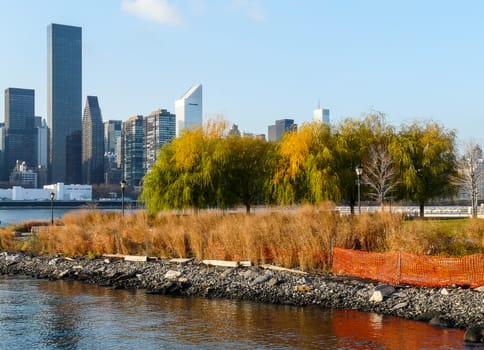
(1, 1, 484, 146)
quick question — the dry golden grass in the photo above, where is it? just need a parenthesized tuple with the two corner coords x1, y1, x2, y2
(394, 218, 484, 256)
(0, 204, 482, 271)
(0, 228, 16, 251)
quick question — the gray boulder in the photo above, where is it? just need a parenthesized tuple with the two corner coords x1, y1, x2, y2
(370, 284, 395, 302)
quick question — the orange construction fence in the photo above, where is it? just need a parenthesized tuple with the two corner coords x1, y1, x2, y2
(331, 247, 484, 288)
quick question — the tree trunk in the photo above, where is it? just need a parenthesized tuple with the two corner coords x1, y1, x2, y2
(419, 202, 425, 218)
(245, 203, 251, 214)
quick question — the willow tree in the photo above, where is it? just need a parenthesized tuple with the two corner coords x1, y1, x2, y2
(332, 116, 376, 213)
(221, 135, 274, 213)
(390, 121, 458, 217)
(140, 126, 226, 213)
(272, 122, 338, 205)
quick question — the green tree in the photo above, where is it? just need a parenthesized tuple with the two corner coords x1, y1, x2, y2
(141, 121, 273, 214)
(141, 126, 225, 213)
(332, 117, 375, 213)
(390, 121, 458, 217)
(221, 135, 274, 213)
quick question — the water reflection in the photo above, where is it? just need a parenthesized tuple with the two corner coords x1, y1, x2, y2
(0, 276, 473, 349)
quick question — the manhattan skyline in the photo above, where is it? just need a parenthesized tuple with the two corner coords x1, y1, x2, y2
(1, 1, 484, 146)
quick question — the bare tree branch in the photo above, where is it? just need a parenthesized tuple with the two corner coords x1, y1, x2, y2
(362, 144, 399, 207)
(454, 141, 483, 218)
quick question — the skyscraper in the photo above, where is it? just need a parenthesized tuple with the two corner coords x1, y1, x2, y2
(36, 119, 48, 166)
(121, 115, 144, 187)
(4, 88, 36, 179)
(175, 84, 202, 137)
(47, 23, 82, 184)
(0, 123, 5, 181)
(82, 96, 104, 184)
(144, 108, 176, 172)
(313, 107, 330, 124)
(103, 120, 122, 185)
(268, 119, 297, 142)
(104, 120, 122, 155)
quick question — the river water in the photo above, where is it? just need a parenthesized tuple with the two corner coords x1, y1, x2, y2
(0, 208, 128, 228)
(0, 208, 73, 227)
(0, 275, 474, 350)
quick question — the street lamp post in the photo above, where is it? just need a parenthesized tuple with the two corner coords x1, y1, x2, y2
(120, 179, 126, 216)
(50, 192, 55, 225)
(356, 164, 363, 214)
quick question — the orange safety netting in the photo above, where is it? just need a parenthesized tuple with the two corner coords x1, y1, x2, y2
(331, 247, 484, 288)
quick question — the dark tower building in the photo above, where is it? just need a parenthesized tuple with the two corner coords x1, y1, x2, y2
(82, 96, 104, 184)
(47, 23, 82, 184)
(4, 88, 36, 180)
(121, 115, 144, 187)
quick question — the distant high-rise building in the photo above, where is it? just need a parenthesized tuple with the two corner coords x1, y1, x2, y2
(9, 161, 37, 188)
(82, 96, 104, 184)
(36, 120, 48, 168)
(229, 124, 241, 137)
(115, 136, 122, 170)
(47, 23, 82, 184)
(144, 108, 176, 172)
(121, 115, 144, 187)
(268, 119, 297, 142)
(4, 88, 36, 179)
(103, 120, 122, 184)
(175, 84, 202, 137)
(313, 106, 330, 124)
(104, 120, 122, 155)
(0, 123, 5, 181)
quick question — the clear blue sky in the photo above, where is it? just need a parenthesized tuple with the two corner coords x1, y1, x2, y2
(1, 0, 484, 145)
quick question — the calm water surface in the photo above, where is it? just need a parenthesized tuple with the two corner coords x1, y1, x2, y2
(0, 208, 129, 227)
(0, 276, 476, 350)
(0, 208, 74, 227)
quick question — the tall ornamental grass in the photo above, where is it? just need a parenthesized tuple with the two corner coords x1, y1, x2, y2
(1, 204, 482, 271)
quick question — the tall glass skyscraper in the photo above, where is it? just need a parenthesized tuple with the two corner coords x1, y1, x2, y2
(121, 115, 144, 187)
(82, 96, 104, 185)
(47, 23, 82, 184)
(313, 108, 330, 124)
(268, 119, 297, 142)
(104, 120, 122, 155)
(144, 108, 175, 172)
(4, 88, 36, 178)
(175, 84, 202, 137)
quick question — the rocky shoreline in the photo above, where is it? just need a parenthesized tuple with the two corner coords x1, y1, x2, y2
(1, 252, 483, 343)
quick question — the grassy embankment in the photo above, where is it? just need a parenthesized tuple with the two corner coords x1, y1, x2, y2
(0, 203, 483, 272)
